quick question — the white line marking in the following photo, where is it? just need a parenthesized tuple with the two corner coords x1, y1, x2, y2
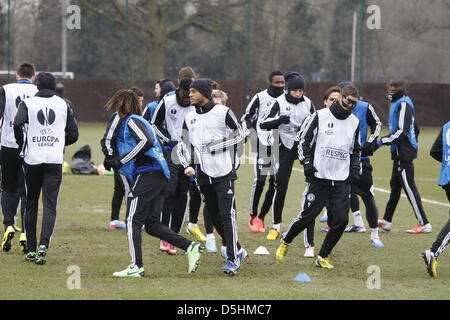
(242, 155, 450, 208)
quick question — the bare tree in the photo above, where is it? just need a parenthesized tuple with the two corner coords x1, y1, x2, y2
(79, 0, 246, 80)
(13, 0, 41, 66)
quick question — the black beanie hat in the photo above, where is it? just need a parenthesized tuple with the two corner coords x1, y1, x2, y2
(190, 78, 213, 100)
(160, 80, 176, 98)
(284, 71, 300, 80)
(286, 73, 306, 91)
(36, 72, 56, 91)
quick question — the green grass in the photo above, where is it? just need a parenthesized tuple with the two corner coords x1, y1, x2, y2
(1, 126, 449, 300)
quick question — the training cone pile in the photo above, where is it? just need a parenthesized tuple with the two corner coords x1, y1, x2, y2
(253, 246, 270, 255)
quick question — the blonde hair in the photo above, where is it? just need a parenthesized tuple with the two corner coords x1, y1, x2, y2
(212, 89, 228, 105)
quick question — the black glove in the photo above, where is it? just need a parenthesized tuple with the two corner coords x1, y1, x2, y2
(374, 139, 384, 151)
(303, 159, 318, 178)
(278, 115, 291, 124)
(361, 142, 375, 157)
(350, 168, 361, 184)
(111, 157, 123, 171)
(260, 116, 290, 130)
(103, 156, 114, 171)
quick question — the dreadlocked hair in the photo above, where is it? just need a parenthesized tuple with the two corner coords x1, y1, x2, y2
(104, 89, 142, 119)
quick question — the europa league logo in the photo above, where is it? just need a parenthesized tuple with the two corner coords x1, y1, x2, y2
(37, 108, 56, 126)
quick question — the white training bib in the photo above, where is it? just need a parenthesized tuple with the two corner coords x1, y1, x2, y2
(1, 83, 38, 148)
(255, 90, 277, 146)
(313, 108, 360, 181)
(163, 94, 194, 141)
(22, 95, 68, 165)
(185, 105, 234, 178)
(277, 95, 313, 149)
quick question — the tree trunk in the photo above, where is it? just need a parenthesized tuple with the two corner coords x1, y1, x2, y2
(269, 2, 279, 72)
(145, 0, 165, 80)
(147, 40, 165, 80)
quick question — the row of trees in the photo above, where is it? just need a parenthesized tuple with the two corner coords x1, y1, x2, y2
(1, 0, 450, 84)
(0, 2, 4, 66)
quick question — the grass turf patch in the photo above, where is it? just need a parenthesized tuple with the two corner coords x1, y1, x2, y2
(1, 126, 449, 300)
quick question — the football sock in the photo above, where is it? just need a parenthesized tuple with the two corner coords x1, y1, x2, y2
(370, 228, 379, 240)
(353, 211, 364, 227)
(188, 223, 197, 230)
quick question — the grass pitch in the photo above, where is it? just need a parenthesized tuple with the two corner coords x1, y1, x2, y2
(0, 126, 449, 300)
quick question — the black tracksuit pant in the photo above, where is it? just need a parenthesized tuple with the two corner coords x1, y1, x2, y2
(351, 158, 379, 229)
(161, 161, 192, 234)
(189, 183, 214, 234)
(1, 146, 26, 230)
(24, 163, 62, 252)
(283, 181, 350, 258)
(383, 159, 429, 225)
(303, 220, 315, 248)
(431, 185, 450, 257)
(351, 193, 360, 212)
(250, 142, 275, 220)
(111, 171, 125, 221)
(127, 171, 192, 268)
(200, 180, 242, 265)
(302, 159, 379, 248)
(271, 144, 298, 225)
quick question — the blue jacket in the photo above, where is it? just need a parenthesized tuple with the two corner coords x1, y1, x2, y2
(145, 101, 159, 120)
(143, 91, 176, 121)
(439, 121, 450, 187)
(117, 114, 170, 182)
(352, 101, 369, 147)
(388, 95, 418, 153)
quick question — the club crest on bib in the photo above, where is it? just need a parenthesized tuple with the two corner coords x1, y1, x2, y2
(169, 108, 178, 121)
(16, 96, 21, 108)
(306, 193, 315, 202)
(40, 128, 53, 135)
(37, 108, 56, 126)
(15, 94, 32, 108)
(325, 122, 335, 135)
